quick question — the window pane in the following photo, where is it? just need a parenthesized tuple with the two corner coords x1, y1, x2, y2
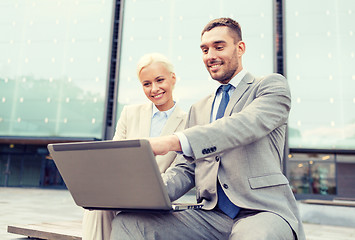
(286, 0, 355, 149)
(0, 0, 115, 138)
(288, 153, 336, 195)
(117, 0, 274, 115)
(0, 156, 8, 186)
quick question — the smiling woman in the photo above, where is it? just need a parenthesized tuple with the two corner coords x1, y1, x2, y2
(137, 53, 176, 111)
(82, 52, 187, 240)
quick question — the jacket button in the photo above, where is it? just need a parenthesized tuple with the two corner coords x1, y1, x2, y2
(215, 156, 220, 162)
(223, 184, 229, 189)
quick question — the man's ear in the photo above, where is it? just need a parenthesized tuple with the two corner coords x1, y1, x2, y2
(237, 41, 246, 57)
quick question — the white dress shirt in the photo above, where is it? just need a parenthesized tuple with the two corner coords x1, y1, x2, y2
(150, 103, 176, 137)
(176, 69, 247, 157)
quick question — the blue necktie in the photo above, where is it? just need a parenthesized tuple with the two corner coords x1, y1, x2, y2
(215, 84, 240, 219)
(216, 84, 232, 120)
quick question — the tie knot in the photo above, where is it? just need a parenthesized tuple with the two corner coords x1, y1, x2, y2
(220, 84, 232, 93)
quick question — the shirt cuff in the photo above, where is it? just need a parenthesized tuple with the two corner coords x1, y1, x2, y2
(174, 132, 193, 157)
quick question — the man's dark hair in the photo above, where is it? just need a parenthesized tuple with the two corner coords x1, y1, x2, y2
(201, 17, 242, 42)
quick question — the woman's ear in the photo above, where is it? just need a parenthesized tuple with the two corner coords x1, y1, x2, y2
(171, 72, 176, 85)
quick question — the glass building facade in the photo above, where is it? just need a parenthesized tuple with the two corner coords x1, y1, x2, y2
(286, 0, 355, 150)
(0, 0, 114, 139)
(1, 0, 355, 199)
(285, 0, 355, 199)
(116, 0, 274, 113)
(0, 0, 115, 187)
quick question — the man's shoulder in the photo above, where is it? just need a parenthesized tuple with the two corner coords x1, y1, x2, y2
(191, 94, 213, 109)
(251, 73, 289, 89)
(257, 73, 287, 83)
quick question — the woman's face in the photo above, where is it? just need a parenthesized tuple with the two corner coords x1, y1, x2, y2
(139, 62, 176, 111)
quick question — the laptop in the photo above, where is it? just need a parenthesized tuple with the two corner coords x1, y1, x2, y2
(47, 139, 202, 212)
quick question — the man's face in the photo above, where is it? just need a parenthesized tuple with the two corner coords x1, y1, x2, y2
(200, 26, 244, 84)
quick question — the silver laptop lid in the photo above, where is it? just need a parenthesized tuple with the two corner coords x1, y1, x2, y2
(47, 139, 172, 211)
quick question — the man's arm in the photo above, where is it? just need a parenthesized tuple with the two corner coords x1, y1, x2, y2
(149, 135, 181, 155)
(184, 73, 291, 160)
(150, 74, 290, 160)
(149, 135, 195, 202)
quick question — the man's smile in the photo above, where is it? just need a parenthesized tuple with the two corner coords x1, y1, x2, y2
(208, 61, 223, 72)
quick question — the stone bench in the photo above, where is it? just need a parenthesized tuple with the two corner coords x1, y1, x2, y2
(8, 220, 82, 240)
(301, 198, 355, 207)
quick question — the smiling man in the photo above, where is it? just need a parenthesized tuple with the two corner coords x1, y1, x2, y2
(110, 18, 306, 240)
(200, 24, 243, 84)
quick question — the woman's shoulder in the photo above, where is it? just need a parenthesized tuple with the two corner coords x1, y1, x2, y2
(122, 102, 152, 112)
(172, 104, 187, 117)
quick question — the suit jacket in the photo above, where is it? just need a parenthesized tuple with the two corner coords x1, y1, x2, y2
(112, 102, 187, 173)
(163, 73, 305, 240)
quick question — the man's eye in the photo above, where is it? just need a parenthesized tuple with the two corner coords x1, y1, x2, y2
(216, 46, 224, 50)
(202, 49, 208, 54)
(157, 78, 164, 82)
(143, 83, 151, 87)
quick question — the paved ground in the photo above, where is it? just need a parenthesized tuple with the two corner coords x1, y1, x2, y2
(1, 187, 83, 240)
(1, 187, 355, 240)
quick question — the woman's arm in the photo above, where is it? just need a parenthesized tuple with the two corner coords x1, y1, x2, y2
(112, 106, 128, 140)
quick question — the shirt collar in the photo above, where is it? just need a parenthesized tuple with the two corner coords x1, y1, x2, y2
(214, 68, 247, 93)
(151, 102, 176, 118)
(229, 68, 247, 89)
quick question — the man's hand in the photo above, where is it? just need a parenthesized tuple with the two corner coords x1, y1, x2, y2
(149, 135, 182, 155)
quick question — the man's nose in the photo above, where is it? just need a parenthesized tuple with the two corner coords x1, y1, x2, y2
(206, 49, 217, 60)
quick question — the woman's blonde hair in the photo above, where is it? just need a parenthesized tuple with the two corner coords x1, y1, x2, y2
(136, 53, 174, 78)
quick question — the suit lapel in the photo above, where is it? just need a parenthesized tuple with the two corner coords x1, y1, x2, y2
(225, 72, 254, 115)
(202, 94, 215, 124)
(160, 105, 184, 136)
(139, 103, 152, 138)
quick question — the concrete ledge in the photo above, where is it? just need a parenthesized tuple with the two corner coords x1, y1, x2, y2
(8, 220, 355, 240)
(301, 199, 355, 207)
(7, 221, 82, 240)
(298, 201, 355, 228)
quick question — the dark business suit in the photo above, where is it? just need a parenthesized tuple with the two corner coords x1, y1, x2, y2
(111, 73, 306, 240)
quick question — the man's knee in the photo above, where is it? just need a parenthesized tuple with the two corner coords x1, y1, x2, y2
(111, 212, 135, 229)
(230, 228, 293, 240)
(110, 213, 137, 239)
(111, 213, 123, 227)
(229, 211, 294, 240)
